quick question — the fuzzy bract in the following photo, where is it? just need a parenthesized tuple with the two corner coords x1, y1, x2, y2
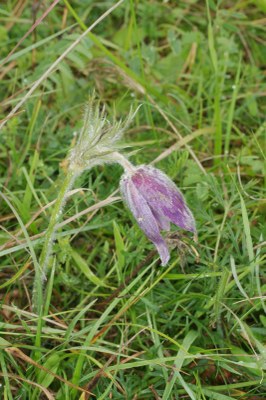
(68, 94, 137, 172)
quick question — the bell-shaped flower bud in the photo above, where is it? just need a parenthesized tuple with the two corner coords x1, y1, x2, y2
(120, 165, 196, 265)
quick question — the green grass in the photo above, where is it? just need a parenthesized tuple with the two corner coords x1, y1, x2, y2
(0, 1, 265, 399)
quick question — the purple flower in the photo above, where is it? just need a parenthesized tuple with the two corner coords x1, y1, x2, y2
(120, 165, 196, 266)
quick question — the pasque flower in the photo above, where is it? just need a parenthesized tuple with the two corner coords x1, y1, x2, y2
(33, 92, 196, 314)
(120, 165, 196, 265)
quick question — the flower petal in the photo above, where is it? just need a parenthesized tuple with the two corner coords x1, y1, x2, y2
(120, 175, 170, 265)
(131, 166, 196, 233)
(150, 208, 170, 231)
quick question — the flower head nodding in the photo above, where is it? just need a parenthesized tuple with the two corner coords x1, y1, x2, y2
(120, 165, 196, 266)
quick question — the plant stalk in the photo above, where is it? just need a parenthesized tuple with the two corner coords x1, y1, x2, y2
(32, 169, 76, 312)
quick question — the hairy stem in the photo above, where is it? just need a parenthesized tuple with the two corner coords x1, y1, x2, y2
(32, 169, 77, 312)
(113, 152, 136, 173)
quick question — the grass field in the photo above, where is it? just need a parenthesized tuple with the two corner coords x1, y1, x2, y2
(0, 1, 265, 399)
